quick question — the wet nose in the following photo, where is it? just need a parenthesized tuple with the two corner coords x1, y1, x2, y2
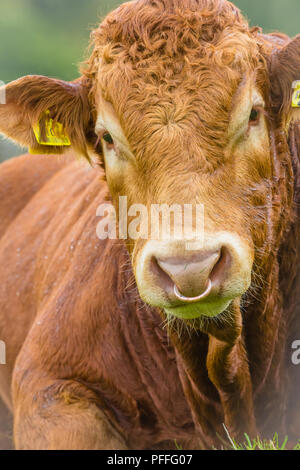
(153, 249, 228, 301)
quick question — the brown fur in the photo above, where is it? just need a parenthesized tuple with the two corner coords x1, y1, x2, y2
(0, 0, 299, 449)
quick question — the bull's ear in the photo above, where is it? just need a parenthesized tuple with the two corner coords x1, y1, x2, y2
(269, 35, 300, 129)
(0, 75, 92, 157)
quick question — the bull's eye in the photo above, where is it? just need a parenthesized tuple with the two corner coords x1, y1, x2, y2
(249, 108, 260, 126)
(102, 132, 114, 146)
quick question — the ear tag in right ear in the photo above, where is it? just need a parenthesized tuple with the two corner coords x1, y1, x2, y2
(292, 81, 300, 108)
(33, 110, 71, 146)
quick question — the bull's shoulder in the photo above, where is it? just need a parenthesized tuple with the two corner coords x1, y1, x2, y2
(0, 152, 108, 375)
(0, 152, 73, 239)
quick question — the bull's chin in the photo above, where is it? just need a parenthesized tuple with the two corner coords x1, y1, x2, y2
(164, 298, 232, 319)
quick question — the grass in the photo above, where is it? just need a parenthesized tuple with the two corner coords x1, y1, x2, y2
(222, 425, 300, 450)
(174, 425, 300, 450)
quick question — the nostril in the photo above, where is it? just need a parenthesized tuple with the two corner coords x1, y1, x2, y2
(150, 256, 175, 293)
(210, 246, 231, 286)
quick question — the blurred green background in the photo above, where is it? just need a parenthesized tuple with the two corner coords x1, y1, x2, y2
(0, 0, 299, 162)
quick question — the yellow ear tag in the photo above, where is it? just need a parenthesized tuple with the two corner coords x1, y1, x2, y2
(292, 81, 300, 108)
(32, 110, 71, 146)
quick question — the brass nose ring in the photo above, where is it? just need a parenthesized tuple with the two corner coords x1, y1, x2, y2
(173, 279, 212, 303)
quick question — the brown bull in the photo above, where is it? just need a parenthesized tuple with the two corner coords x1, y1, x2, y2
(0, 0, 299, 450)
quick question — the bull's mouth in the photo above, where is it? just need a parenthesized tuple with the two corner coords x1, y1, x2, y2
(163, 278, 233, 319)
(163, 297, 233, 319)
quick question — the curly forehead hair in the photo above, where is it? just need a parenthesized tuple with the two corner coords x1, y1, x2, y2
(82, 0, 268, 158)
(83, 0, 264, 80)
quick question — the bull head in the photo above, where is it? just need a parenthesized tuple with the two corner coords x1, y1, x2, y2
(0, 0, 299, 325)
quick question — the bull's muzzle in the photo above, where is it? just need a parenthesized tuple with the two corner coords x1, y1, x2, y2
(134, 232, 253, 319)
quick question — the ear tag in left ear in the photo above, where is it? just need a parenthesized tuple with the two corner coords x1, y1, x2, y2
(292, 81, 300, 108)
(33, 110, 71, 146)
